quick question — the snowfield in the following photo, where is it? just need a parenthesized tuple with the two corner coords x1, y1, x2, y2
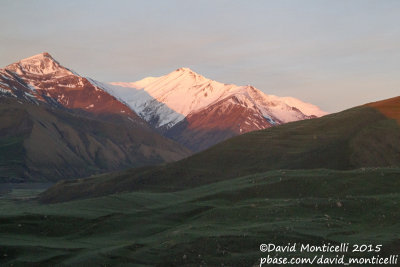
(101, 68, 327, 128)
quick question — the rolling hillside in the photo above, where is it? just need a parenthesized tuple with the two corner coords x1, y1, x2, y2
(40, 96, 400, 202)
(2, 168, 400, 265)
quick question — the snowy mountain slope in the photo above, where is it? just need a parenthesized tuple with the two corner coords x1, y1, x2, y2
(106, 67, 328, 151)
(89, 78, 184, 128)
(1, 52, 143, 125)
(165, 93, 275, 151)
(278, 96, 327, 117)
(1, 53, 328, 153)
(108, 67, 327, 130)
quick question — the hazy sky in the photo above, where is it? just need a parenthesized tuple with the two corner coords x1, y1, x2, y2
(1, 0, 399, 112)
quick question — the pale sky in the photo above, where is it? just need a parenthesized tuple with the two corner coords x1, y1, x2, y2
(1, 0, 399, 112)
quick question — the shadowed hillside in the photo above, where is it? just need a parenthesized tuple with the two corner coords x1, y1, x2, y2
(40, 96, 400, 203)
(0, 97, 190, 182)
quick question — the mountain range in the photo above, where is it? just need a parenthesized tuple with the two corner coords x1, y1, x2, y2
(105, 68, 327, 151)
(0, 52, 326, 181)
(0, 53, 190, 182)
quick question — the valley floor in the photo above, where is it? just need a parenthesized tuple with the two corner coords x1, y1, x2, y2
(0, 168, 399, 266)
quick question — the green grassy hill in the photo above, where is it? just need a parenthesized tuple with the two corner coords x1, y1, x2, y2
(1, 168, 400, 265)
(2, 96, 400, 265)
(40, 96, 400, 203)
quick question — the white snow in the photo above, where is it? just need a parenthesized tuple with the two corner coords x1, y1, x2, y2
(5, 52, 76, 77)
(113, 76, 158, 89)
(0, 74, 11, 80)
(26, 83, 37, 91)
(59, 83, 79, 88)
(0, 87, 16, 97)
(2, 53, 327, 131)
(105, 68, 327, 128)
(0, 81, 9, 88)
(24, 92, 35, 98)
(278, 96, 328, 117)
(0, 87, 10, 94)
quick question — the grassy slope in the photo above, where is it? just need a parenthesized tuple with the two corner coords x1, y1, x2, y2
(0, 105, 32, 181)
(0, 136, 27, 181)
(1, 168, 400, 266)
(0, 97, 190, 182)
(3, 96, 398, 265)
(40, 96, 400, 202)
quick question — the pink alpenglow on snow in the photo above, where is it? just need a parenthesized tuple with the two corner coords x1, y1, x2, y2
(107, 67, 328, 129)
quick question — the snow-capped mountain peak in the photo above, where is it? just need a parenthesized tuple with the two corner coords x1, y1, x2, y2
(1, 54, 328, 152)
(111, 67, 207, 91)
(1, 53, 141, 123)
(106, 68, 327, 130)
(5, 52, 76, 77)
(173, 67, 207, 80)
(175, 67, 193, 73)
